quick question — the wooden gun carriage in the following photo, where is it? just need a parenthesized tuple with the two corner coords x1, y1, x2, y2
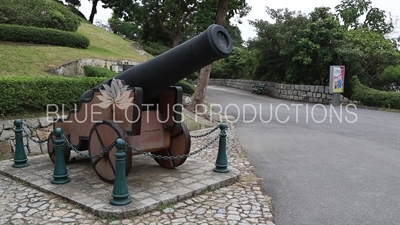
(47, 24, 233, 184)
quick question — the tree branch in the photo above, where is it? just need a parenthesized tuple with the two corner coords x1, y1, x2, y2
(156, 14, 175, 35)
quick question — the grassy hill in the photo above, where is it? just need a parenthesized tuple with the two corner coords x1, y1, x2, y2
(0, 22, 150, 77)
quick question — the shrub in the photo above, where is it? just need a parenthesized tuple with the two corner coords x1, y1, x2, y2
(350, 76, 400, 109)
(187, 72, 199, 81)
(0, 76, 105, 116)
(0, 24, 90, 49)
(0, 76, 197, 116)
(175, 80, 195, 95)
(142, 42, 171, 56)
(83, 66, 117, 78)
(0, 0, 81, 31)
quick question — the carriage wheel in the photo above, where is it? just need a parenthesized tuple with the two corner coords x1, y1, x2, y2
(47, 132, 71, 164)
(154, 122, 191, 169)
(88, 121, 132, 184)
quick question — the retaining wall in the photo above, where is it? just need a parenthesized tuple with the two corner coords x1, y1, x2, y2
(0, 118, 53, 159)
(207, 79, 351, 104)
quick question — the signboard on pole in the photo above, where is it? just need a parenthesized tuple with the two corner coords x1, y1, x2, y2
(329, 65, 345, 94)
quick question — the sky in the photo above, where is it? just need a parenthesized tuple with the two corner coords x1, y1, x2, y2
(76, 0, 400, 41)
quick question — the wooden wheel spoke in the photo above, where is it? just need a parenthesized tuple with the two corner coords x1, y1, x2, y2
(94, 127, 106, 148)
(92, 156, 103, 167)
(154, 123, 191, 169)
(108, 158, 116, 174)
(89, 120, 132, 184)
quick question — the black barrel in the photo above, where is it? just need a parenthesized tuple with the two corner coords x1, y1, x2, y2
(80, 24, 233, 102)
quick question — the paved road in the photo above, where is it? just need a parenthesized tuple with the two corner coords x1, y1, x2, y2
(205, 86, 400, 225)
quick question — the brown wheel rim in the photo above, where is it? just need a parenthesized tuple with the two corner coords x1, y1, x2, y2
(154, 122, 191, 168)
(88, 120, 132, 184)
(47, 132, 71, 164)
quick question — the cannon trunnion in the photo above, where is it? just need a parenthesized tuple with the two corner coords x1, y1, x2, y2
(47, 24, 233, 184)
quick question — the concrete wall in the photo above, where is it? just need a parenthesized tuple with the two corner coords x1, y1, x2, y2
(207, 79, 351, 104)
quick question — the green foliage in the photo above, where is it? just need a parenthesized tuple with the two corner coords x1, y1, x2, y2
(248, 7, 310, 83)
(350, 76, 400, 109)
(108, 16, 142, 40)
(246, 4, 400, 98)
(379, 65, 400, 87)
(142, 42, 171, 56)
(0, 74, 195, 116)
(0, 0, 81, 31)
(292, 7, 344, 85)
(108, 0, 250, 47)
(83, 66, 117, 78)
(334, 0, 394, 35)
(211, 47, 256, 79)
(336, 28, 400, 95)
(0, 76, 105, 116)
(0, 24, 90, 49)
(175, 80, 195, 95)
(187, 72, 199, 81)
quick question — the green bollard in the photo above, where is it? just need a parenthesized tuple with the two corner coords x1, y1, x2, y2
(51, 128, 70, 184)
(110, 138, 131, 206)
(214, 123, 230, 173)
(12, 119, 28, 168)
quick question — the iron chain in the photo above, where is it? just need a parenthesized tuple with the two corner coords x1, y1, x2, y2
(190, 125, 220, 138)
(61, 133, 108, 159)
(125, 135, 220, 160)
(19, 122, 229, 160)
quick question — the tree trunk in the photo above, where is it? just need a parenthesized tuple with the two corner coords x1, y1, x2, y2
(188, 0, 228, 112)
(215, 0, 229, 25)
(172, 33, 180, 47)
(188, 64, 212, 113)
(89, 0, 99, 24)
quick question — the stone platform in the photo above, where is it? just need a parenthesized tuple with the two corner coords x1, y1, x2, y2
(0, 154, 240, 218)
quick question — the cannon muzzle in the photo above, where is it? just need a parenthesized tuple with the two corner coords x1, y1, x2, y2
(80, 24, 233, 102)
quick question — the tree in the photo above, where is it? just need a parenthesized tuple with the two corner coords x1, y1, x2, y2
(188, 0, 228, 113)
(87, 0, 100, 23)
(247, 7, 310, 82)
(189, 0, 250, 113)
(107, 0, 199, 47)
(379, 65, 400, 89)
(336, 28, 400, 93)
(334, 0, 394, 35)
(64, 0, 99, 23)
(293, 7, 344, 85)
(108, 0, 249, 48)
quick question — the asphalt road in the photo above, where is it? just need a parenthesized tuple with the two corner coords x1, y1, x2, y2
(204, 86, 400, 225)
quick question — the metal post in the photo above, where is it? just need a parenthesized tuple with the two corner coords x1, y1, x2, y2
(12, 119, 28, 168)
(332, 93, 341, 106)
(110, 138, 131, 206)
(214, 123, 229, 173)
(51, 128, 70, 184)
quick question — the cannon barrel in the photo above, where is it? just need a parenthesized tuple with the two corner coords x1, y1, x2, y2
(80, 24, 233, 102)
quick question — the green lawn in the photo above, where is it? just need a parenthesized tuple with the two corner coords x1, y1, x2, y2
(0, 23, 150, 77)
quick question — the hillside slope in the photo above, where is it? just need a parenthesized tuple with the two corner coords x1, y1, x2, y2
(0, 23, 150, 77)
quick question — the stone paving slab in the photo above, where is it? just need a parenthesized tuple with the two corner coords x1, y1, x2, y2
(0, 154, 240, 219)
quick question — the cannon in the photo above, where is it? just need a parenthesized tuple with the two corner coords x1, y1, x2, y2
(47, 24, 233, 184)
